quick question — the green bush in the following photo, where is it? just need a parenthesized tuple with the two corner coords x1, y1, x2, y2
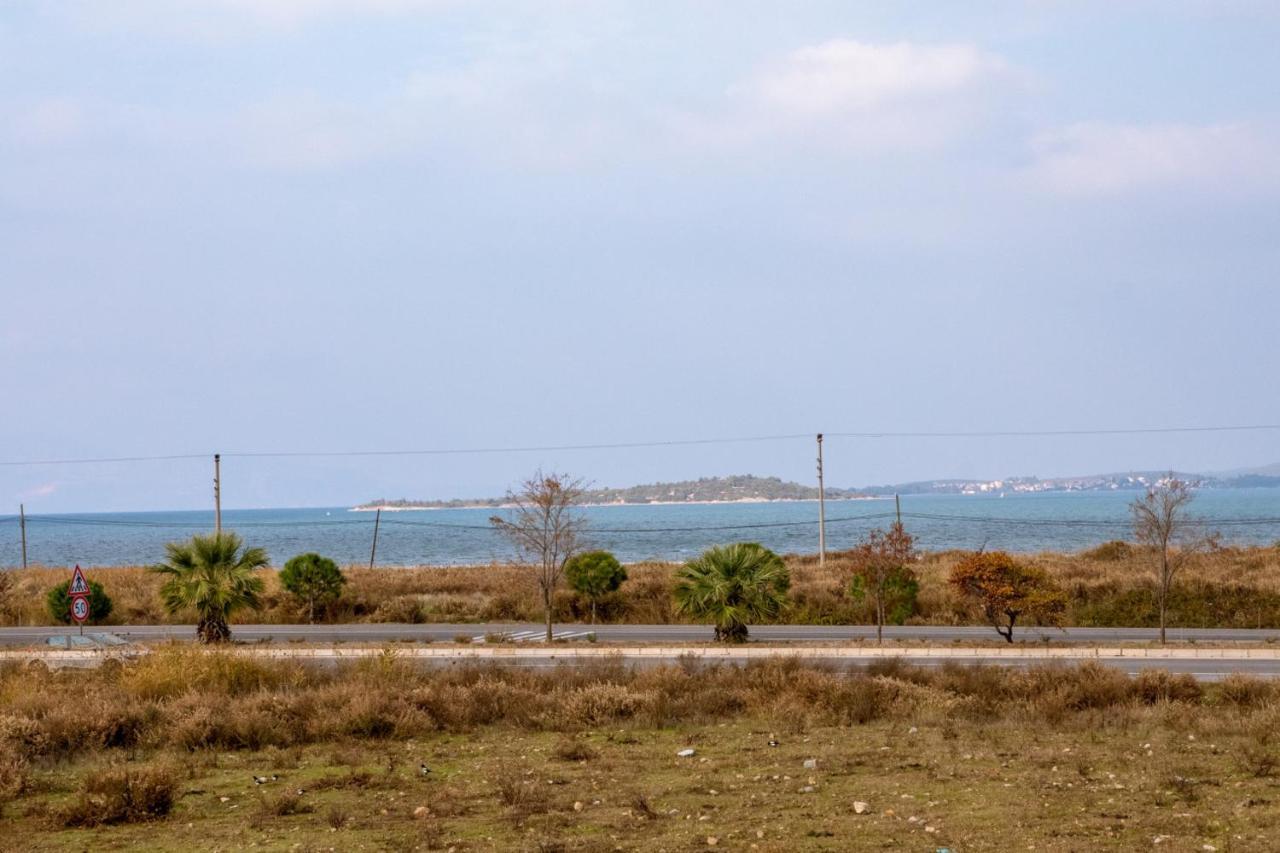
(848, 570, 919, 625)
(564, 551, 627, 623)
(46, 579, 113, 625)
(279, 553, 346, 623)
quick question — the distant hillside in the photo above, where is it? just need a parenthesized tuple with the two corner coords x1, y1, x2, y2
(355, 467, 1280, 510)
(1210, 462, 1280, 478)
(355, 475, 858, 510)
(582, 475, 856, 504)
(850, 469, 1280, 496)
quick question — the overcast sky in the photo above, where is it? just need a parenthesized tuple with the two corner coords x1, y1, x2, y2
(3, 1, 1279, 512)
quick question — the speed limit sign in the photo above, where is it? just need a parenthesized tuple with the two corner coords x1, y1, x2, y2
(71, 595, 90, 624)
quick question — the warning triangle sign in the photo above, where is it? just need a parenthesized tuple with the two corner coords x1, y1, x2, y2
(69, 565, 90, 597)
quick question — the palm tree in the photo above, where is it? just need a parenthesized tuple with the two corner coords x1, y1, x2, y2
(150, 532, 268, 643)
(673, 543, 790, 642)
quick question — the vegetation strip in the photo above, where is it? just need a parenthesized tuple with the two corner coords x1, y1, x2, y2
(9, 644, 1280, 665)
(4, 649, 1280, 849)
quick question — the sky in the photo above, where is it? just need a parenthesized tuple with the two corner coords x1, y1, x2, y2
(2, 0, 1280, 512)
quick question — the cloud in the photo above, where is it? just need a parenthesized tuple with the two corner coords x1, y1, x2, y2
(1027, 121, 1280, 195)
(686, 39, 1017, 153)
(744, 40, 1007, 116)
(21, 482, 58, 500)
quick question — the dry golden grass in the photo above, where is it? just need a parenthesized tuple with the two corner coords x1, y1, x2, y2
(0, 648, 1272, 765)
(5, 651, 1280, 850)
(5, 543, 1280, 629)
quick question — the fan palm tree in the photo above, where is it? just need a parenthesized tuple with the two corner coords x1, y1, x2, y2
(150, 532, 268, 643)
(673, 543, 790, 642)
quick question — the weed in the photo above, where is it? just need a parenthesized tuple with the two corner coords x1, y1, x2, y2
(553, 738, 597, 762)
(59, 764, 177, 827)
(258, 788, 311, 817)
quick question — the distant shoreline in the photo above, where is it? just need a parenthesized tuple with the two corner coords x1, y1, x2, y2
(349, 496, 886, 512)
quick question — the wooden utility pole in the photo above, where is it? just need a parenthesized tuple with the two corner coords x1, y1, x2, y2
(895, 494, 902, 526)
(816, 433, 826, 566)
(369, 507, 382, 570)
(19, 504, 28, 569)
(213, 454, 222, 534)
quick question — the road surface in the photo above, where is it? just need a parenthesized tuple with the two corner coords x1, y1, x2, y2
(5, 623, 1280, 680)
(3, 622, 1280, 646)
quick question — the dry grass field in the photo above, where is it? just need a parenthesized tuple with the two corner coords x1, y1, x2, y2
(4, 543, 1280, 630)
(3, 650, 1280, 850)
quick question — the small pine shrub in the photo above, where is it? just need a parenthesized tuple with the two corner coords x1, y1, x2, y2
(46, 579, 113, 625)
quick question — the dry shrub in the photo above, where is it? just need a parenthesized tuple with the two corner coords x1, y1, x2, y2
(629, 792, 660, 820)
(59, 764, 177, 827)
(1218, 674, 1276, 708)
(0, 746, 30, 802)
(257, 788, 311, 817)
(559, 683, 651, 728)
(1082, 541, 1134, 562)
(312, 769, 376, 791)
(553, 737, 597, 762)
(0, 714, 48, 761)
(10, 649, 1280, 777)
(370, 595, 426, 623)
(1133, 669, 1203, 704)
(1036, 662, 1132, 711)
(124, 646, 303, 701)
(1242, 746, 1279, 778)
(494, 767, 550, 817)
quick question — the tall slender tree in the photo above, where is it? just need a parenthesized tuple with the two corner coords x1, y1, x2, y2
(1131, 476, 1213, 644)
(150, 532, 268, 643)
(490, 471, 587, 641)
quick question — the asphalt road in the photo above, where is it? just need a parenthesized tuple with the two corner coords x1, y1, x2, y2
(8, 624, 1280, 680)
(5, 622, 1280, 646)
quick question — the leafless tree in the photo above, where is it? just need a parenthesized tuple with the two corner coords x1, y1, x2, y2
(490, 471, 587, 641)
(1130, 476, 1215, 644)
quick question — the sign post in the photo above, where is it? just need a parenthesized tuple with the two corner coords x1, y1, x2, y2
(69, 564, 90, 636)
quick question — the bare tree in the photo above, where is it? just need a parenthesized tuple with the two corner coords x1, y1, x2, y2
(1130, 476, 1214, 644)
(489, 471, 587, 641)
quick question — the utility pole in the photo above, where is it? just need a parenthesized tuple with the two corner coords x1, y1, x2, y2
(19, 504, 27, 569)
(369, 507, 382, 570)
(895, 493, 902, 526)
(816, 433, 826, 567)
(213, 454, 222, 534)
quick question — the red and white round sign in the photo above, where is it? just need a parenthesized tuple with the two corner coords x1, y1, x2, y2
(71, 595, 90, 624)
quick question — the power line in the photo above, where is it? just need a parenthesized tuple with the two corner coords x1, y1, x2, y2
(13, 510, 1280, 534)
(826, 425, 1280, 439)
(3, 423, 1280, 466)
(0, 453, 208, 467)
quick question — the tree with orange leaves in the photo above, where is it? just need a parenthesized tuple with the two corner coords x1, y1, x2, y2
(949, 551, 1066, 643)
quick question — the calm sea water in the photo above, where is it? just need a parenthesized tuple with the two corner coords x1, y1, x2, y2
(3, 489, 1280, 568)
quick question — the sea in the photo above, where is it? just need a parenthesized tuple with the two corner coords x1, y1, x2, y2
(4, 489, 1280, 568)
